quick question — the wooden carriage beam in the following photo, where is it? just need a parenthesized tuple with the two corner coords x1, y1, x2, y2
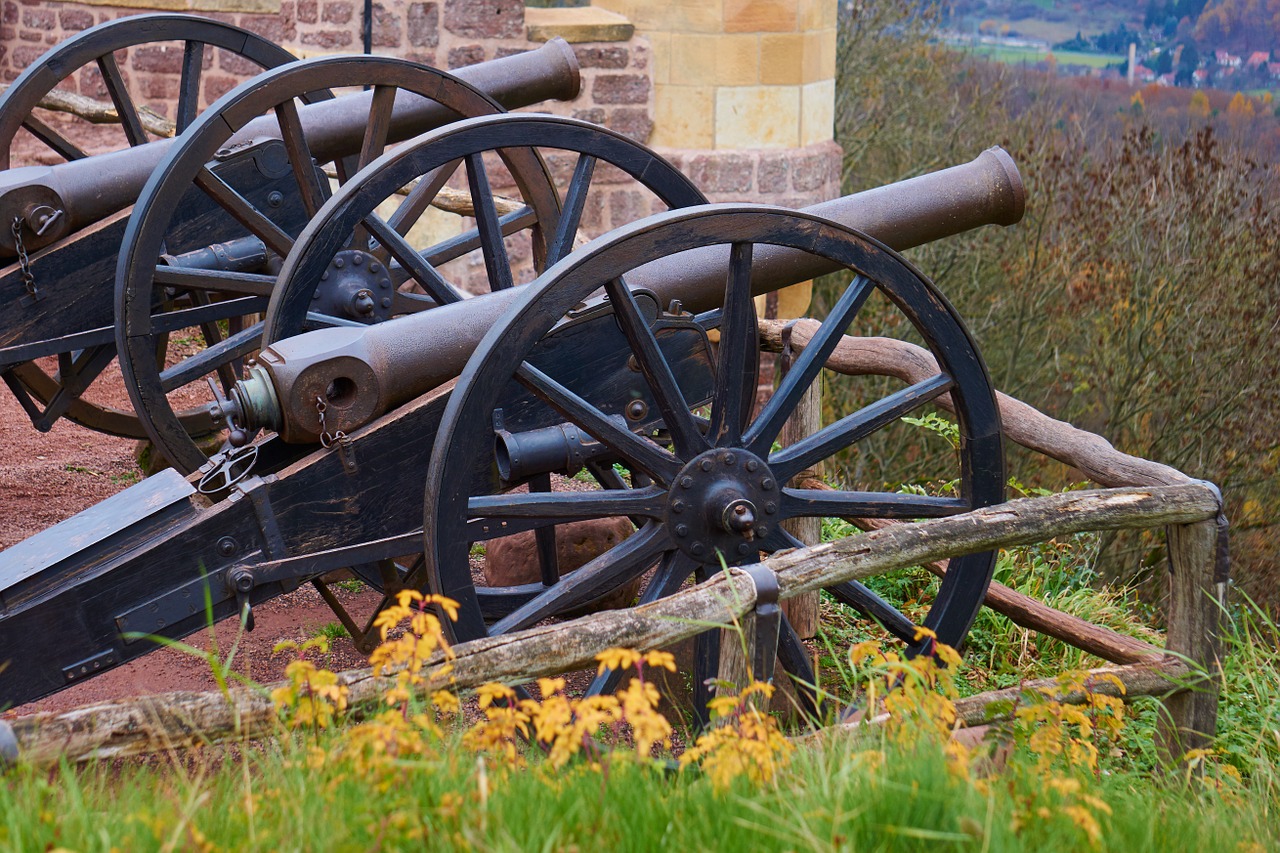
(0, 484, 1219, 768)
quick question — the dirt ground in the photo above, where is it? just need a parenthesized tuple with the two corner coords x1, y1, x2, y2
(0, 360, 380, 717)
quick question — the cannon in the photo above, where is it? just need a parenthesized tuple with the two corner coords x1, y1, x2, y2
(0, 14, 581, 442)
(0, 105, 1023, 708)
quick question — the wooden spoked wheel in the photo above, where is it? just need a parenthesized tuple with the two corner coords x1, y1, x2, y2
(420, 205, 1004, 710)
(114, 55, 558, 474)
(0, 14, 300, 439)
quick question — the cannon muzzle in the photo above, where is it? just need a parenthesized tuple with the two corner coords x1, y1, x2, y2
(0, 40, 580, 256)
(241, 146, 1024, 443)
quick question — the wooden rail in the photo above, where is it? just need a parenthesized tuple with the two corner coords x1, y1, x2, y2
(0, 325, 1227, 768)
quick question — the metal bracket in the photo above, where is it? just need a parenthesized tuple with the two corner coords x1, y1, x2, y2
(740, 563, 781, 685)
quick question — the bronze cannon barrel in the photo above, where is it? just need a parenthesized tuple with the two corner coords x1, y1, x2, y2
(0, 39, 580, 256)
(245, 146, 1025, 443)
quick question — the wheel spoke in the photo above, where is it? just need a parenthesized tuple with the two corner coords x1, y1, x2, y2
(419, 205, 537, 267)
(604, 278, 708, 459)
(357, 85, 397, 170)
(776, 615, 820, 718)
(826, 580, 920, 645)
(708, 241, 758, 447)
(176, 40, 205, 133)
(745, 275, 874, 456)
(465, 153, 514, 291)
(780, 488, 967, 520)
(147, 296, 269, 335)
(584, 549, 695, 697)
(153, 266, 277, 298)
(388, 290, 439, 314)
(159, 321, 264, 392)
(466, 485, 666, 522)
(530, 474, 559, 586)
(274, 98, 328, 218)
(96, 52, 148, 146)
(387, 160, 461, 234)
(547, 153, 596, 266)
(515, 361, 682, 486)
(488, 524, 669, 635)
(363, 214, 461, 305)
(194, 167, 294, 257)
(770, 373, 954, 482)
(21, 114, 87, 161)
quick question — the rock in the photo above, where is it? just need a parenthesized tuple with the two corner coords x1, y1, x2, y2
(484, 516, 640, 613)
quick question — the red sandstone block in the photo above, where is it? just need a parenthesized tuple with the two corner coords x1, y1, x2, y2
(757, 152, 789, 193)
(790, 150, 830, 192)
(447, 44, 485, 69)
(2, 3, 16, 25)
(606, 107, 651, 142)
(686, 153, 754, 194)
(298, 0, 318, 24)
(59, 9, 93, 31)
(407, 2, 439, 48)
(132, 45, 184, 75)
(442, 0, 521, 40)
(218, 52, 261, 76)
(139, 74, 180, 101)
(573, 45, 628, 70)
(20, 7, 52, 30)
(591, 73, 648, 105)
(572, 107, 606, 125)
(203, 74, 241, 103)
(301, 29, 354, 49)
(322, 1, 352, 24)
(372, 3, 401, 47)
(11, 43, 46, 68)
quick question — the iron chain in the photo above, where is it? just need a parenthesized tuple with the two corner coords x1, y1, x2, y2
(10, 218, 38, 301)
(316, 395, 346, 448)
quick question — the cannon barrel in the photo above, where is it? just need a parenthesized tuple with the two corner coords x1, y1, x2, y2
(243, 146, 1024, 443)
(0, 39, 580, 256)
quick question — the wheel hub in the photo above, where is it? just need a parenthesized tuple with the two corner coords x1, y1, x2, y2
(667, 448, 779, 564)
(311, 249, 395, 322)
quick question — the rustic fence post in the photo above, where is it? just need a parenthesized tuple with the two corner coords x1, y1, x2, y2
(1156, 514, 1227, 763)
(779, 374, 822, 640)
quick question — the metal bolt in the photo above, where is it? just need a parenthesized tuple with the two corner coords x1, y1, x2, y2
(675, 524, 689, 537)
(333, 258, 345, 269)
(761, 478, 775, 490)
(370, 262, 382, 274)
(321, 271, 329, 281)
(312, 290, 320, 300)
(756, 525, 769, 537)
(700, 459, 713, 471)
(625, 399, 648, 421)
(671, 500, 685, 513)
(690, 543, 705, 556)
(379, 278, 391, 290)
(267, 191, 284, 207)
(723, 453, 736, 465)
(765, 502, 777, 514)
(745, 460, 759, 472)
(216, 536, 238, 557)
(381, 297, 392, 308)
(681, 477, 693, 489)
(352, 254, 363, 266)
(737, 543, 750, 555)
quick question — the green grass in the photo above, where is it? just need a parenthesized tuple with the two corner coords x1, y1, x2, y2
(965, 46, 1124, 68)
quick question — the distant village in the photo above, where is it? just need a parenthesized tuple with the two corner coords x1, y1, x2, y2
(942, 30, 1280, 91)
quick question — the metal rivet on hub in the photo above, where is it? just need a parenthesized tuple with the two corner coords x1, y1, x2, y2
(681, 477, 693, 489)
(737, 543, 750, 555)
(379, 278, 391, 290)
(625, 399, 648, 421)
(312, 290, 320, 300)
(672, 500, 685, 513)
(690, 543, 705, 556)
(321, 271, 329, 281)
(216, 536, 238, 557)
(675, 524, 689, 537)
(370, 262, 381, 274)
(381, 297, 392, 308)
(724, 453, 736, 465)
(700, 459, 713, 471)
(745, 460, 758, 472)
(761, 478, 775, 490)
(333, 258, 344, 269)
(765, 502, 777, 514)
(267, 191, 284, 207)
(352, 254, 363, 266)
(756, 525, 769, 537)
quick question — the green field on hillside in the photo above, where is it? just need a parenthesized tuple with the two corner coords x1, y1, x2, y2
(967, 45, 1124, 68)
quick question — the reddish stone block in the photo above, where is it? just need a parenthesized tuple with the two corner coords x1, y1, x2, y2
(11, 43, 46, 69)
(591, 73, 648, 105)
(442, 0, 521, 40)
(447, 44, 485, 69)
(572, 107, 606, 125)
(0, 25, 13, 40)
(244, 13, 294, 45)
(573, 45, 628, 69)
(606, 107, 651, 142)
(407, 2, 438, 48)
(403, 49, 438, 66)
(203, 74, 241, 103)
(58, 9, 93, 31)
(218, 52, 261, 76)
(78, 66, 105, 98)
(18, 28, 42, 42)
(139, 74, 180, 101)
(790, 149, 832, 192)
(2, 3, 16, 26)
(301, 29, 354, 49)
(757, 153, 789, 193)
(495, 46, 528, 59)
(132, 45, 184, 75)
(20, 8, 53, 30)
(609, 189, 649, 228)
(298, 0, 318, 24)
(372, 3, 401, 47)
(322, 1, 352, 24)
(686, 153, 754, 194)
